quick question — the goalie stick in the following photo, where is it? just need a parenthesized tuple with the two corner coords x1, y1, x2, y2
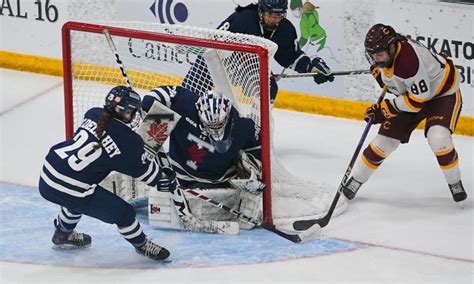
(293, 86, 388, 231)
(272, 69, 370, 79)
(103, 29, 133, 88)
(180, 186, 320, 243)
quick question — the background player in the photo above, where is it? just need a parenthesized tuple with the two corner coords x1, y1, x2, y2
(183, 0, 334, 102)
(38, 86, 175, 261)
(342, 24, 467, 204)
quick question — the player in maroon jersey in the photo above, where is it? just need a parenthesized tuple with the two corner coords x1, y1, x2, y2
(342, 24, 467, 204)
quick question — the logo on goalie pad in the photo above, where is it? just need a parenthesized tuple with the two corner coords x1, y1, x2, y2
(147, 122, 169, 145)
(150, 204, 161, 214)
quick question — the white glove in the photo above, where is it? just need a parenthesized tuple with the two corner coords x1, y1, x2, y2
(229, 171, 265, 194)
(230, 151, 265, 194)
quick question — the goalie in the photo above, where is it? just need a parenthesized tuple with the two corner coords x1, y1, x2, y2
(140, 85, 265, 233)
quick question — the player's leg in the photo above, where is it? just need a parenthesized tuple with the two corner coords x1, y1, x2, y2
(38, 178, 91, 248)
(79, 185, 170, 260)
(342, 112, 421, 200)
(425, 91, 466, 202)
(343, 134, 400, 200)
(51, 207, 91, 248)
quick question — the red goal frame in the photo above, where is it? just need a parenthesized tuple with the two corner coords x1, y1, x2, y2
(61, 21, 274, 225)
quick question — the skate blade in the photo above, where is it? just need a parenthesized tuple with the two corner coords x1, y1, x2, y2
(457, 200, 465, 210)
(52, 243, 91, 250)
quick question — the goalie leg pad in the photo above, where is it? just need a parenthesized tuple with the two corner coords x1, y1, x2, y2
(148, 188, 240, 235)
(185, 188, 240, 221)
(148, 190, 185, 230)
(100, 171, 150, 207)
(237, 190, 263, 230)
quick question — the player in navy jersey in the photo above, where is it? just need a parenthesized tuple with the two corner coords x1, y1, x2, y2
(38, 86, 175, 261)
(182, 0, 334, 103)
(142, 85, 263, 192)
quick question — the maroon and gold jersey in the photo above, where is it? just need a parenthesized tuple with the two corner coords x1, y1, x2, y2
(372, 39, 460, 114)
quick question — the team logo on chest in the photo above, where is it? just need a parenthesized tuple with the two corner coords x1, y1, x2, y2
(187, 144, 208, 164)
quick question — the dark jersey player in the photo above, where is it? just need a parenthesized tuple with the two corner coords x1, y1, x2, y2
(142, 85, 263, 192)
(39, 86, 176, 261)
(183, 0, 334, 103)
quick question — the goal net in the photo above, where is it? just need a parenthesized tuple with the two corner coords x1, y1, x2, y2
(62, 21, 346, 228)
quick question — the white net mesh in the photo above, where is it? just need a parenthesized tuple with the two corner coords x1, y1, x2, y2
(66, 22, 346, 227)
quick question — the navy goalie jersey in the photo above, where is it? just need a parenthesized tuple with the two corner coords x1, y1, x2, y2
(40, 108, 163, 198)
(142, 86, 261, 186)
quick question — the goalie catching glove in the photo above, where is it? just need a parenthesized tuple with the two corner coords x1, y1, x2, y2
(308, 57, 335, 84)
(230, 151, 265, 194)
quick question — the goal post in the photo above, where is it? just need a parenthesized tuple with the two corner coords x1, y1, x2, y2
(61, 21, 346, 229)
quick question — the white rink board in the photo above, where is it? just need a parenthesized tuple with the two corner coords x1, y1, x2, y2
(0, 0, 472, 114)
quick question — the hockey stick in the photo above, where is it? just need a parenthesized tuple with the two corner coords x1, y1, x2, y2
(103, 29, 133, 88)
(180, 186, 320, 243)
(272, 69, 370, 79)
(293, 86, 388, 231)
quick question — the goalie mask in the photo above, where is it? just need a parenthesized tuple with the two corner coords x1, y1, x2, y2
(104, 86, 142, 125)
(195, 91, 233, 153)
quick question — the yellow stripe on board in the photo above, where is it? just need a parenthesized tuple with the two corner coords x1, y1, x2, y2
(1, 50, 473, 136)
(0, 50, 63, 76)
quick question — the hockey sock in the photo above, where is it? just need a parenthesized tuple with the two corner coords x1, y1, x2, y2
(352, 134, 400, 183)
(117, 218, 147, 247)
(427, 125, 461, 184)
(57, 207, 82, 232)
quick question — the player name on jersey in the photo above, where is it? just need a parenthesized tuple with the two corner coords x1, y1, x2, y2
(80, 118, 121, 158)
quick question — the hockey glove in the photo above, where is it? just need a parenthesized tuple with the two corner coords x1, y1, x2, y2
(229, 174, 265, 194)
(365, 99, 398, 124)
(156, 167, 177, 193)
(308, 57, 335, 84)
(231, 151, 265, 194)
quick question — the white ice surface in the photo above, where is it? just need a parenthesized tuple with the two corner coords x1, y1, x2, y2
(0, 69, 472, 283)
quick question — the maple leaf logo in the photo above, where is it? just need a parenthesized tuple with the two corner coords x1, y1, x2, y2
(147, 122, 168, 144)
(187, 144, 208, 164)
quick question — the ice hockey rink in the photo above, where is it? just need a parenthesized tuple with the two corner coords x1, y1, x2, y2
(0, 68, 472, 283)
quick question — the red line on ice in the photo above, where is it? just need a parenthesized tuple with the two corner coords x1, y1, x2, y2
(0, 82, 63, 117)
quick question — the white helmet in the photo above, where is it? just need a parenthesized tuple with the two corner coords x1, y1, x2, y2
(195, 91, 233, 152)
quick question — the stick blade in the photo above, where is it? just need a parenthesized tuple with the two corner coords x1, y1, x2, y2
(261, 224, 302, 243)
(297, 223, 322, 242)
(293, 219, 318, 231)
